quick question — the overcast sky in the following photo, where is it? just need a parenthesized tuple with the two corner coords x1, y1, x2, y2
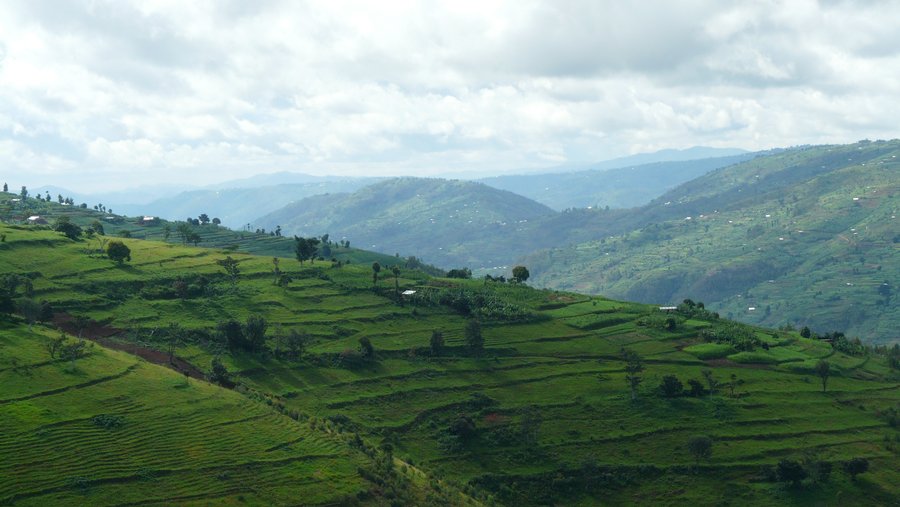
(1, 0, 899, 192)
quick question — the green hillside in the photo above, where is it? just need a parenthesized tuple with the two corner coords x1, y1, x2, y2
(524, 140, 900, 344)
(479, 153, 757, 210)
(255, 177, 557, 268)
(1, 221, 898, 505)
(0, 193, 438, 274)
(115, 179, 377, 229)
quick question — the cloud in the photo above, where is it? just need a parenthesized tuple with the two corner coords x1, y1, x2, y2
(0, 0, 898, 191)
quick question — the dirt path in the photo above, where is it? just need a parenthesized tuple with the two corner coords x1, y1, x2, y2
(52, 313, 206, 380)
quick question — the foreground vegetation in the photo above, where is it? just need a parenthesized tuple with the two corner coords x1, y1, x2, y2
(1, 218, 897, 505)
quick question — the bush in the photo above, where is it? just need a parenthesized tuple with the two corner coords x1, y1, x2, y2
(700, 323, 761, 351)
(658, 375, 684, 398)
(91, 414, 125, 429)
(775, 459, 807, 486)
(842, 458, 869, 481)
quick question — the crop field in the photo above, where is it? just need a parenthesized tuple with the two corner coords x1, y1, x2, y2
(0, 322, 374, 506)
(1, 221, 898, 505)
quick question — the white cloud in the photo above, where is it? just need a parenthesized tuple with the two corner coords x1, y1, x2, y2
(0, 0, 898, 192)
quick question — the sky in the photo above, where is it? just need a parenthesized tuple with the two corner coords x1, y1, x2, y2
(1, 0, 899, 192)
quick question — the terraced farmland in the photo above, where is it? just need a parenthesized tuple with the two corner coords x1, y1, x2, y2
(1, 222, 898, 505)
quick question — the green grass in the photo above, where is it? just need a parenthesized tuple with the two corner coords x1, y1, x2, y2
(1, 221, 898, 506)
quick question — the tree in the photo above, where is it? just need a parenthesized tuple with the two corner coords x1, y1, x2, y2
(217, 256, 240, 287)
(294, 236, 320, 265)
(430, 330, 444, 356)
(2, 182, 6, 192)
(659, 375, 684, 398)
(800, 326, 811, 338)
(465, 319, 483, 353)
(208, 357, 231, 386)
(446, 268, 472, 279)
(622, 348, 644, 401)
(20, 186, 28, 201)
(776, 459, 807, 486)
(162, 224, 171, 240)
(448, 414, 477, 441)
(727, 373, 744, 397)
(512, 265, 530, 283)
(371, 262, 381, 286)
(89, 220, 104, 235)
(687, 435, 713, 466)
(72, 315, 91, 338)
(391, 266, 401, 296)
(46, 334, 67, 359)
(285, 329, 307, 359)
(842, 457, 869, 481)
(212, 217, 221, 226)
(701, 369, 718, 394)
(687, 379, 706, 397)
(198, 213, 210, 225)
(107, 241, 131, 264)
(54, 217, 82, 240)
(218, 320, 245, 350)
(176, 223, 192, 244)
(18, 298, 42, 329)
(163, 322, 184, 363)
(272, 257, 281, 284)
(358, 336, 375, 360)
(814, 359, 831, 392)
(38, 300, 54, 323)
(244, 315, 268, 352)
(520, 405, 542, 446)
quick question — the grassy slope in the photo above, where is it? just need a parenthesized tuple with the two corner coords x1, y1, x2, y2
(525, 140, 900, 344)
(0, 195, 426, 272)
(1, 223, 897, 505)
(0, 323, 372, 506)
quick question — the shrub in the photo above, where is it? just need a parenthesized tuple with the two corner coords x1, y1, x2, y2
(91, 414, 125, 429)
(658, 375, 684, 398)
(775, 459, 807, 486)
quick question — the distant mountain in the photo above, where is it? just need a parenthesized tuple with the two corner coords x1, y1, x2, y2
(114, 179, 377, 228)
(479, 152, 757, 210)
(523, 140, 900, 344)
(206, 171, 359, 189)
(255, 177, 556, 267)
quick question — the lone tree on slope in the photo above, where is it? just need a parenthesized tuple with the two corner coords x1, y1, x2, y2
(371, 262, 381, 287)
(687, 435, 713, 467)
(217, 256, 240, 287)
(465, 319, 484, 353)
(815, 359, 831, 392)
(622, 348, 644, 401)
(106, 241, 131, 265)
(512, 265, 530, 283)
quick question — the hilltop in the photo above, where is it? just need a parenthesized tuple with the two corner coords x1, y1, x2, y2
(114, 179, 378, 229)
(255, 177, 556, 268)
(479, 153, 757, 210)
(524, 140, 900, 344)
(1, 219, 898, 505)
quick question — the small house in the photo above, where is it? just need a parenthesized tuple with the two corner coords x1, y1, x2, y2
(659, 306, 677, 311)
(27, 215, 48, 225)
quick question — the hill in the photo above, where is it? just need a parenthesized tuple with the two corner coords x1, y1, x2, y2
(479, 153, 757, 210)
(0, 192, 443, 275)
(255, 177, 557, 268)
(524, 140, 900, 344)
(1, 221, 898, 505)
(114, 179, 377, 229)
